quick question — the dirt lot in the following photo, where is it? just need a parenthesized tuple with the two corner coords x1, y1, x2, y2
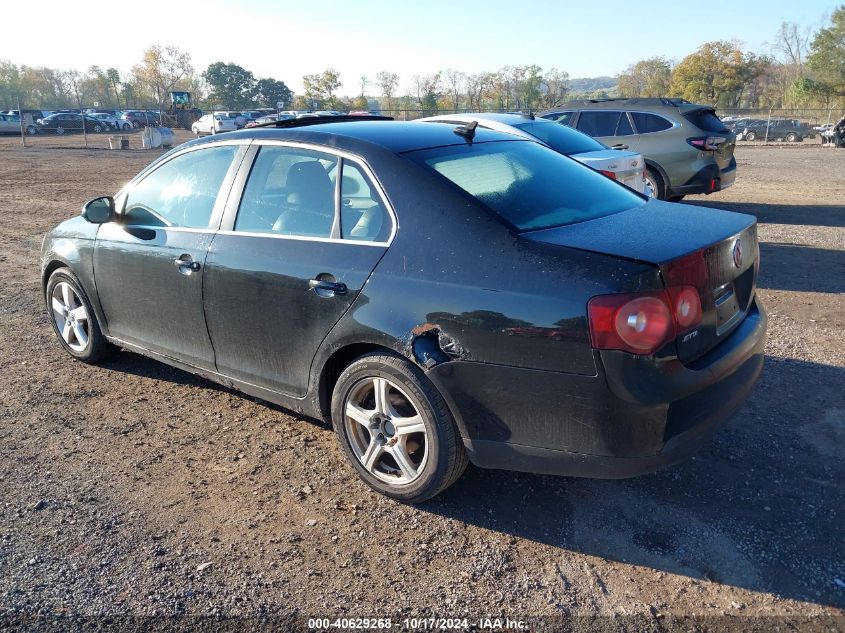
(0, 138, 843, 630)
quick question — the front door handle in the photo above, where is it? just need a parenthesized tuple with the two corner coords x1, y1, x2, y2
(309, 278, 347, 296)
(612, 143, 629, 150)
(173, 256, 201, 272)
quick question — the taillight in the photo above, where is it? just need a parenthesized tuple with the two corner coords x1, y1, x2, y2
(599, 169, 617, 180)
(588, 286, 703, 355)
(687, 136, 727, 151)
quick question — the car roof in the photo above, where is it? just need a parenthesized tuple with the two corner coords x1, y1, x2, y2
(542, 97, 712, 113)
(190, 119, 524, 154)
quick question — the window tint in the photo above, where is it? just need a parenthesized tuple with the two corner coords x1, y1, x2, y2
(682, 109, 729, 133)
(576, 111, 622, 137)
(124, 145, 238, 228)
(235, 146, 338, 237)
(512, 120, 606, 155)
(407, 141, 644, 232)
(616, 112, 635, 136)
(339, 162, 391, 242)
(631, 112, 673, 133)
(540, 111, 574, 126)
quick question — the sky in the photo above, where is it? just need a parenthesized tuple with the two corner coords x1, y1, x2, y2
(1, 0, 838, 94)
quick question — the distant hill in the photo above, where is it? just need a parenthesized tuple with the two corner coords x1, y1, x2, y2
(567, 76, 618, 92)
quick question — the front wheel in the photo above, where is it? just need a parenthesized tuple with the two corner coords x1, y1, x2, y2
(25, 125, 37, 135)
(745, 131, 757, 141)
(46, 268, 114, 363)
(331, 353, 468, 503)
(121, 123, 131, 131)
(93, 124, 103, 133)
(55, 126, 65, 136)
(643, 167, 664, 200)
(192, 126, 200, 136)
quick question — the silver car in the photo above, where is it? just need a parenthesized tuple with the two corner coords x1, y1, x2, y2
(418, 113, 647, 195)
(0, 113, 37, 135)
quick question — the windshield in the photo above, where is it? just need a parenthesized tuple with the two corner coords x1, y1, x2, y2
(406, 140, 645, 232)
(512, 120, 606, 155)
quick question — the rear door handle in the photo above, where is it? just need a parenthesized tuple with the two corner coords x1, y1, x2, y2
(309, 278, 347, 296)
(173, 257, 201, 271)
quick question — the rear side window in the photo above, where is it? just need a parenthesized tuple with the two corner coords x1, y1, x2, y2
(683, 109, 729, 133)
(631, 112, 674, 133)
(406, 140, 644, 232)
(235, 146, 338, 237)
(576, 111, 623, 137)
(339, 162, 391, 242)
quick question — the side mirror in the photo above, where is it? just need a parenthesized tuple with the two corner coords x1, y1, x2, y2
(81, 196, 115, 224)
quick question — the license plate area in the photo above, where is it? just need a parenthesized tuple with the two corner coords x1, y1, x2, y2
(714, 283, 741, 335)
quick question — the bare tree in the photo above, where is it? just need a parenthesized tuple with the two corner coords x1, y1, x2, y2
(359, 74, 368, 97)
(375, 71, 399, 112)
(442, 68, 465, 112)
(774, 21, 811, 67)
(132, 45, 194, 110)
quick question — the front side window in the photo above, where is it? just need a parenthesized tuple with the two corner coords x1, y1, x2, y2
(406, 140, 644, 232)
(576, 110, 622, 137)
(235, 146, 338, 237)
(540, 111, 574, 126)
(123, 145, 238, 228)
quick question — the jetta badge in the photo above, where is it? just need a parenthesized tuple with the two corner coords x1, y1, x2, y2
(732, 239, 743, 268)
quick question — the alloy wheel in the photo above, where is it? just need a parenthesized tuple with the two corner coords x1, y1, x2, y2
(50, 281, 90, 352)
(55, 126, 64, 135)
(343, 376, 428, 486)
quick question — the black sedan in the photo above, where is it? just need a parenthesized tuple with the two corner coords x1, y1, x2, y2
(38, 113, 107, 135)
(41, 117, 766, 503)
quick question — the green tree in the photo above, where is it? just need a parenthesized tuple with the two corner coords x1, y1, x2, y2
(375, 70, 399, 112)
(132, 45, 194, 109)
(106, 68, 122, 108)
(203, 62, 256, 109)
(807, 5, 845, 97)
(617, 57, 672, 97)
(253, 77, 292, 109)
(671, 41, 767, 107)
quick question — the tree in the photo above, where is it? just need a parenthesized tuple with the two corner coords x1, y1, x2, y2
(412, 73, 441, 115)
(132, 45, 194, 110)
(540, 68, 570, 109)
(807, 5, 845, 97)
(203, 62, 256, 108)
(61, 70, 85, 109)
(442, 68, 465, 111)
(106, 68, 122, 108)
(359, 74, 368, 97)
(0, 60, 22, 109)
(302, 69, 343, 109)
(253, 77, 292, 109)
(318, 68, 342, 109)
(671, 41, 767, 107)
(617, 57, 672, 97)
(375, 71, 399, 112)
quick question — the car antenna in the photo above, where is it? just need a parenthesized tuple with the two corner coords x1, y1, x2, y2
(453, 120, 477, 141)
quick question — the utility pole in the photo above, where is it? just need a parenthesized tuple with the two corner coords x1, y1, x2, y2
(17, 95, 25, 147)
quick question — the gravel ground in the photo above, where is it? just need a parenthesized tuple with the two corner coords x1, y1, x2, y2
(0, 139, 843, 631)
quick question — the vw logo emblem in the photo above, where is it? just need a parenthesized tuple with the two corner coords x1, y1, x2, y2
(732, 239, 743, 268)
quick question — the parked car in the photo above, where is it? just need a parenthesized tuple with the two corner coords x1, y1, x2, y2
(418, 113, 647, 195)
(191, 113, 237, 136)
(88, 112, 132, 131)
(41, 117, 765, 503)
(37, 113, 107, 134)
(244, 114, 294, 128)
(539, 98, 737, 201)
(0, 113, 38, 135)
(121, 111, 159, 129)
(736, 119, 806, 142)
(221, 111, 247, 128)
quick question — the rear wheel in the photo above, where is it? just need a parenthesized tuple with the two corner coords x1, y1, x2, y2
(745, 131, 757, 141)
(643, 167, 664, 200)
(46, 268, 114, 363)
(667, 194, 685, 203)
(121, 123, 130, 131)
(331, 353, 467, 503)
(192, 126, 200, 136)
(55, 126, 64, 136)
(93, 124, 103, 133)
(25, 125, 37, 135)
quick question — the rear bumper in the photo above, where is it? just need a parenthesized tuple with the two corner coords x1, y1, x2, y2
(668, 156, 737, 196)
(427, 297, 766, 478)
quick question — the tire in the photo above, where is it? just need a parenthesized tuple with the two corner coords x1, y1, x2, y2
(25, 125, 37, 135)
(45, 268, 114, 364)
(745, 131, 757, 141)
(331, 353, 468, 503)
(55, 126, 64, 136)
(667, 195, 685, 202)
(192, 126, 200, 136)
(121, 123, 130, 131)
(643, 167, 665, 200)
(93, 124, 103, 133)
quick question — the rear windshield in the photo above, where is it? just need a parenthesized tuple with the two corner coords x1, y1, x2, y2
(684, 109, 729, 133)
(512, 120, 606, 155)
(405, 140, 644, 232)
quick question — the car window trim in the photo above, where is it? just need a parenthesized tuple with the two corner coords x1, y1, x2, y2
(114, 139, 251, 232)
(217, 139, 397, 247)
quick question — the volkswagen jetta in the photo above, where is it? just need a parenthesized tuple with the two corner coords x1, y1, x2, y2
(42, 116, 766, 503)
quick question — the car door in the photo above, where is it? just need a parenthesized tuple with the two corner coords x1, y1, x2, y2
(203, 142, 394, 396)
(93, 142, 247, 368)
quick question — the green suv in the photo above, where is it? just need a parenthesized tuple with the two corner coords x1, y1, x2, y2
(539, 98, 736, 201)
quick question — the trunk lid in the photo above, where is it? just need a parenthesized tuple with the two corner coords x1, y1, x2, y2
(524, 201, 759, 362)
